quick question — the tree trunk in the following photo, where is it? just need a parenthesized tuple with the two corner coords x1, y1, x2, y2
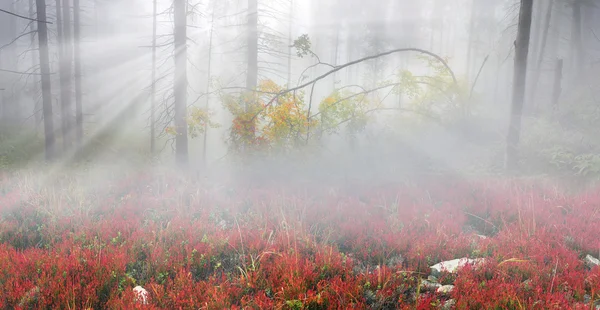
(173, 0, 189, 166)
(527, 0, 553, 114)
(62, 0, 73, 150)
(150, 0, 157, 154)
(36, 0, 56, 161)
(465, 0, 477, 82)
(202, 1, 216, 167)
(29, 0, 41, 130)
(73, 0, 82, 147)
(571, 0, 583, 78)
(551, 58, 563, 111)
(287, 0, 293, 87)
(505, 0, 534, 171)
(246, 0, 258, 91)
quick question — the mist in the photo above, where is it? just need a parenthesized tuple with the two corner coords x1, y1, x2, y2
(1, 0, 600, 308)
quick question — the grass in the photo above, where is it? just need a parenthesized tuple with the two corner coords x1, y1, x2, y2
(0, 171, 599, 309)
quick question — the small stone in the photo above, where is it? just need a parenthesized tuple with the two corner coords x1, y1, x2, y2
(18, 286, 40, 308)
(584, 254, 600, 269)
(442, 299, 456, 310)
(133, 286, 149, 305)
(420, 279, 442, 291)
(436, 285, 454, 295)
(430, 258, 485, 276)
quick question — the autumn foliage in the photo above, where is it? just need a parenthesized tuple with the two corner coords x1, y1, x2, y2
(0, 174, 599, 309)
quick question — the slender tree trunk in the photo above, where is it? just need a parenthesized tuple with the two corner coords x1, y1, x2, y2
(287, 0, 293, 87)
(246, 0, 258, 91)
(36, 0, 56, 161)
(73, 0, 82, 147)
(551, 58, 563, 111)
(465, 0, 476, 82)
(571, 0, 583, 79)
(8, 2, 21, 123)
(505, 0, 533, 171)
(62, 0, 73, 150)
(29, 0, 41, 130)
(173, 0, 188, 166)
(202, 1, 215, 167)
(55, 0, 66, 148)
(150, 0, 157, 154)
(332, 25, 340, 89)
(528, 0, 553, 113)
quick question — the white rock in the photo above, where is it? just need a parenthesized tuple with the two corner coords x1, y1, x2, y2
(133, 286, 149, 305)
(584, 254, 600, 269)
(437, 285, 454, 295)
(430, 258, 485, 275)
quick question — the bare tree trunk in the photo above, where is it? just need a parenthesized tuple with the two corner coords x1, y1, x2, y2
(465, 0, 476, 82)
(74, 0, 82, 147)
(174, 0, 188, 166)
(332, 25, 340, 89)
(62, 0, 73, 150)
(287, 0, 293, 86)
(528, 0, 553, 114)
(505, 0, 533, 171)
(551, 58, 563, 111)
(247, 0, 258, 91)
(29, 0, 41, 130)
(150, 0, 157, 154)
(202, 0, 216, 167)
(571, 0, 583, 79)
(8, 2, 21, 123)
(36, 0, 56, 161)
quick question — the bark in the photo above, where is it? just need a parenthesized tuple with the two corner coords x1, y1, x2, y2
(36, 0, 56, 161)
(74, 0, 82, 147)
(173, 0, 188, 166)
(528, 0, 553, 113)
(571, 0, 583, 78)
(505, 0, 533, 171)
(150, 0, 156, 154)
(29, 0, 41, 130)
(202, 1, 216, 166)
(287, 0, 293, 86)
(62, 0, 73, 150)
(246, 0, 258, 91)
(465, 0, 476, 82)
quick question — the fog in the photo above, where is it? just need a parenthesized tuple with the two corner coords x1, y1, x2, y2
(3, 1, 600, 308)
(0, 0, 598, 185)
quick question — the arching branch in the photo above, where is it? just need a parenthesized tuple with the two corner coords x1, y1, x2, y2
(252, 47, 458, 122)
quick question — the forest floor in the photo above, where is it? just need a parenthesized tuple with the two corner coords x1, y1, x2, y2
(0, 171, 599, 309)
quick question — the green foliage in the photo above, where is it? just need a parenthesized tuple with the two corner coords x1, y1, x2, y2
(292, 34, 312, 58)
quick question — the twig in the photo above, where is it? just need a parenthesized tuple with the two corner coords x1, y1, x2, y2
(469, 55, 489, 99)
(0, 68, 54, 75)
(0, 8, 52, 24)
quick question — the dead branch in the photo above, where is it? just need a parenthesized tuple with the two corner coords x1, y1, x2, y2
(0, 8, 52, 24)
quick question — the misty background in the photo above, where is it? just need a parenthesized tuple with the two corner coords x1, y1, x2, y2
(1, 0, 600, 186)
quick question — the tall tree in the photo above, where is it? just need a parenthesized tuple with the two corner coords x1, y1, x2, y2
(246, 0, 258, 91)
(173, 0, 188, 165)
(74, 0, 82, 147)
(29, 0, 41, 129)
(527, 0, 554, 112)
(505, 0, 533, 171)
(62, 0, 73, 150)
(571, 0, 583, 78)
(150, 0, 157, 154)
(36, 0, 56, 161)
(202, 0, 216, 166)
